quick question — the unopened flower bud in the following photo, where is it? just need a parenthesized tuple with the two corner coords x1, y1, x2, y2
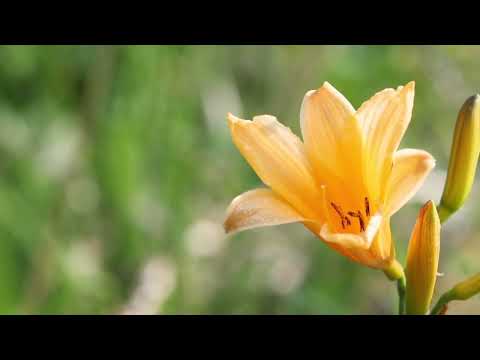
(449, 273, 480, 301)
(439, 95, 480, 223)
(406, 201, 441, 315)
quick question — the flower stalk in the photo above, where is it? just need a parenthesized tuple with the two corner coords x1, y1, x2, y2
(397, 275, 407, 315)
(383, 259, 406, 314)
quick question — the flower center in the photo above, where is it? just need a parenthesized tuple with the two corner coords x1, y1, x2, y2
(330, 197, 371, 233)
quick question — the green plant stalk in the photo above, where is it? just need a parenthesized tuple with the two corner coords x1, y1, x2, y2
(430, 291, 453, 315)
(397, 275, 407, 315)
(383, 258, 406, 315)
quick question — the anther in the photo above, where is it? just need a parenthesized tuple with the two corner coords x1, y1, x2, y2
(348, 210, 366, 232)
(330, 202, 349, 229)
(365, 197, 370, 217)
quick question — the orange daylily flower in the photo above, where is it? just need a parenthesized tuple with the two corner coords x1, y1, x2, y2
(224, 82, 435, 271)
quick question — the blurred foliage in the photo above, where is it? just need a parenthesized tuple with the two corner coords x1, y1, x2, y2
(0, 45, 480, 314)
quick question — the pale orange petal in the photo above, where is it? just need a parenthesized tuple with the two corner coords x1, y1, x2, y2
(368, 216, 395, 265)
(300, 82, 366, 210)
(322, 216, 394, 269)
(384, 149, 436, 216)
(319, 213, 382, 250)
(356, 82, 415, 203)
(228, 113, 323, 219)
(224, 188, 310, 235)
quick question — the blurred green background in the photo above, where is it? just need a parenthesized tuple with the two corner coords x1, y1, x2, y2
(0, 45, 479, 314)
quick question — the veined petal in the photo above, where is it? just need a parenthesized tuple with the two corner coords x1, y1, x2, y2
(356, 82, 415, 203)
(224, 188, 310, 234)
(300, 82, 366, 209)
(384, 149, 436, 216)
(228, 113, 323, 219)
(300, 82, 356, 149)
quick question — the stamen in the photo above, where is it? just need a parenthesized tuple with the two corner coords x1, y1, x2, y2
(359, 213, 365, 232)
(365, 197, 370, 217)
(330, 202, 349, 229)
(345, 216, 351, 226)
(348, 210, 366, 232)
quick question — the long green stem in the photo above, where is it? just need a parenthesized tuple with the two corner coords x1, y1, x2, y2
(384, 259, 406, 315)
(397, 275, 406, 315)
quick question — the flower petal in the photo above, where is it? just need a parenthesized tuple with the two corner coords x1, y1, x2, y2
(300, 82, 356, 153)
(384, 149, 436, 216)
(368, 216, 395, 265)
(228, 113, 323, 219)
(300, 82, 366, 209)
(319, 213, 382, 250)
(321, 216, 394, 269)
(356, 82, 415, 203)
(224, 188, 310, 235)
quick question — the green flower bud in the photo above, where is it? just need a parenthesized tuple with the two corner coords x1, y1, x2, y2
(450, 273, 480, 301)
(438, 95, 480, 223)
(431, 273, 480, 314)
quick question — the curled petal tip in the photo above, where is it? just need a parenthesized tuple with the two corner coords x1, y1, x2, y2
(321, 81, 333, 89)
(252, 114, 277, 124)
(303, 89, 316, 98)
(419, 151, 436, 172)
(396, 81, 415, 93)
(223, 221, 231, 234)
(227, 113, 252, 132)
(227, 112, 241, 123)
(223, 219, 237, 235)
(318, 81, 342, 97)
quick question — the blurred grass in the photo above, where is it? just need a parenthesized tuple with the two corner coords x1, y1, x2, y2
(0, 45, 479, 314)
